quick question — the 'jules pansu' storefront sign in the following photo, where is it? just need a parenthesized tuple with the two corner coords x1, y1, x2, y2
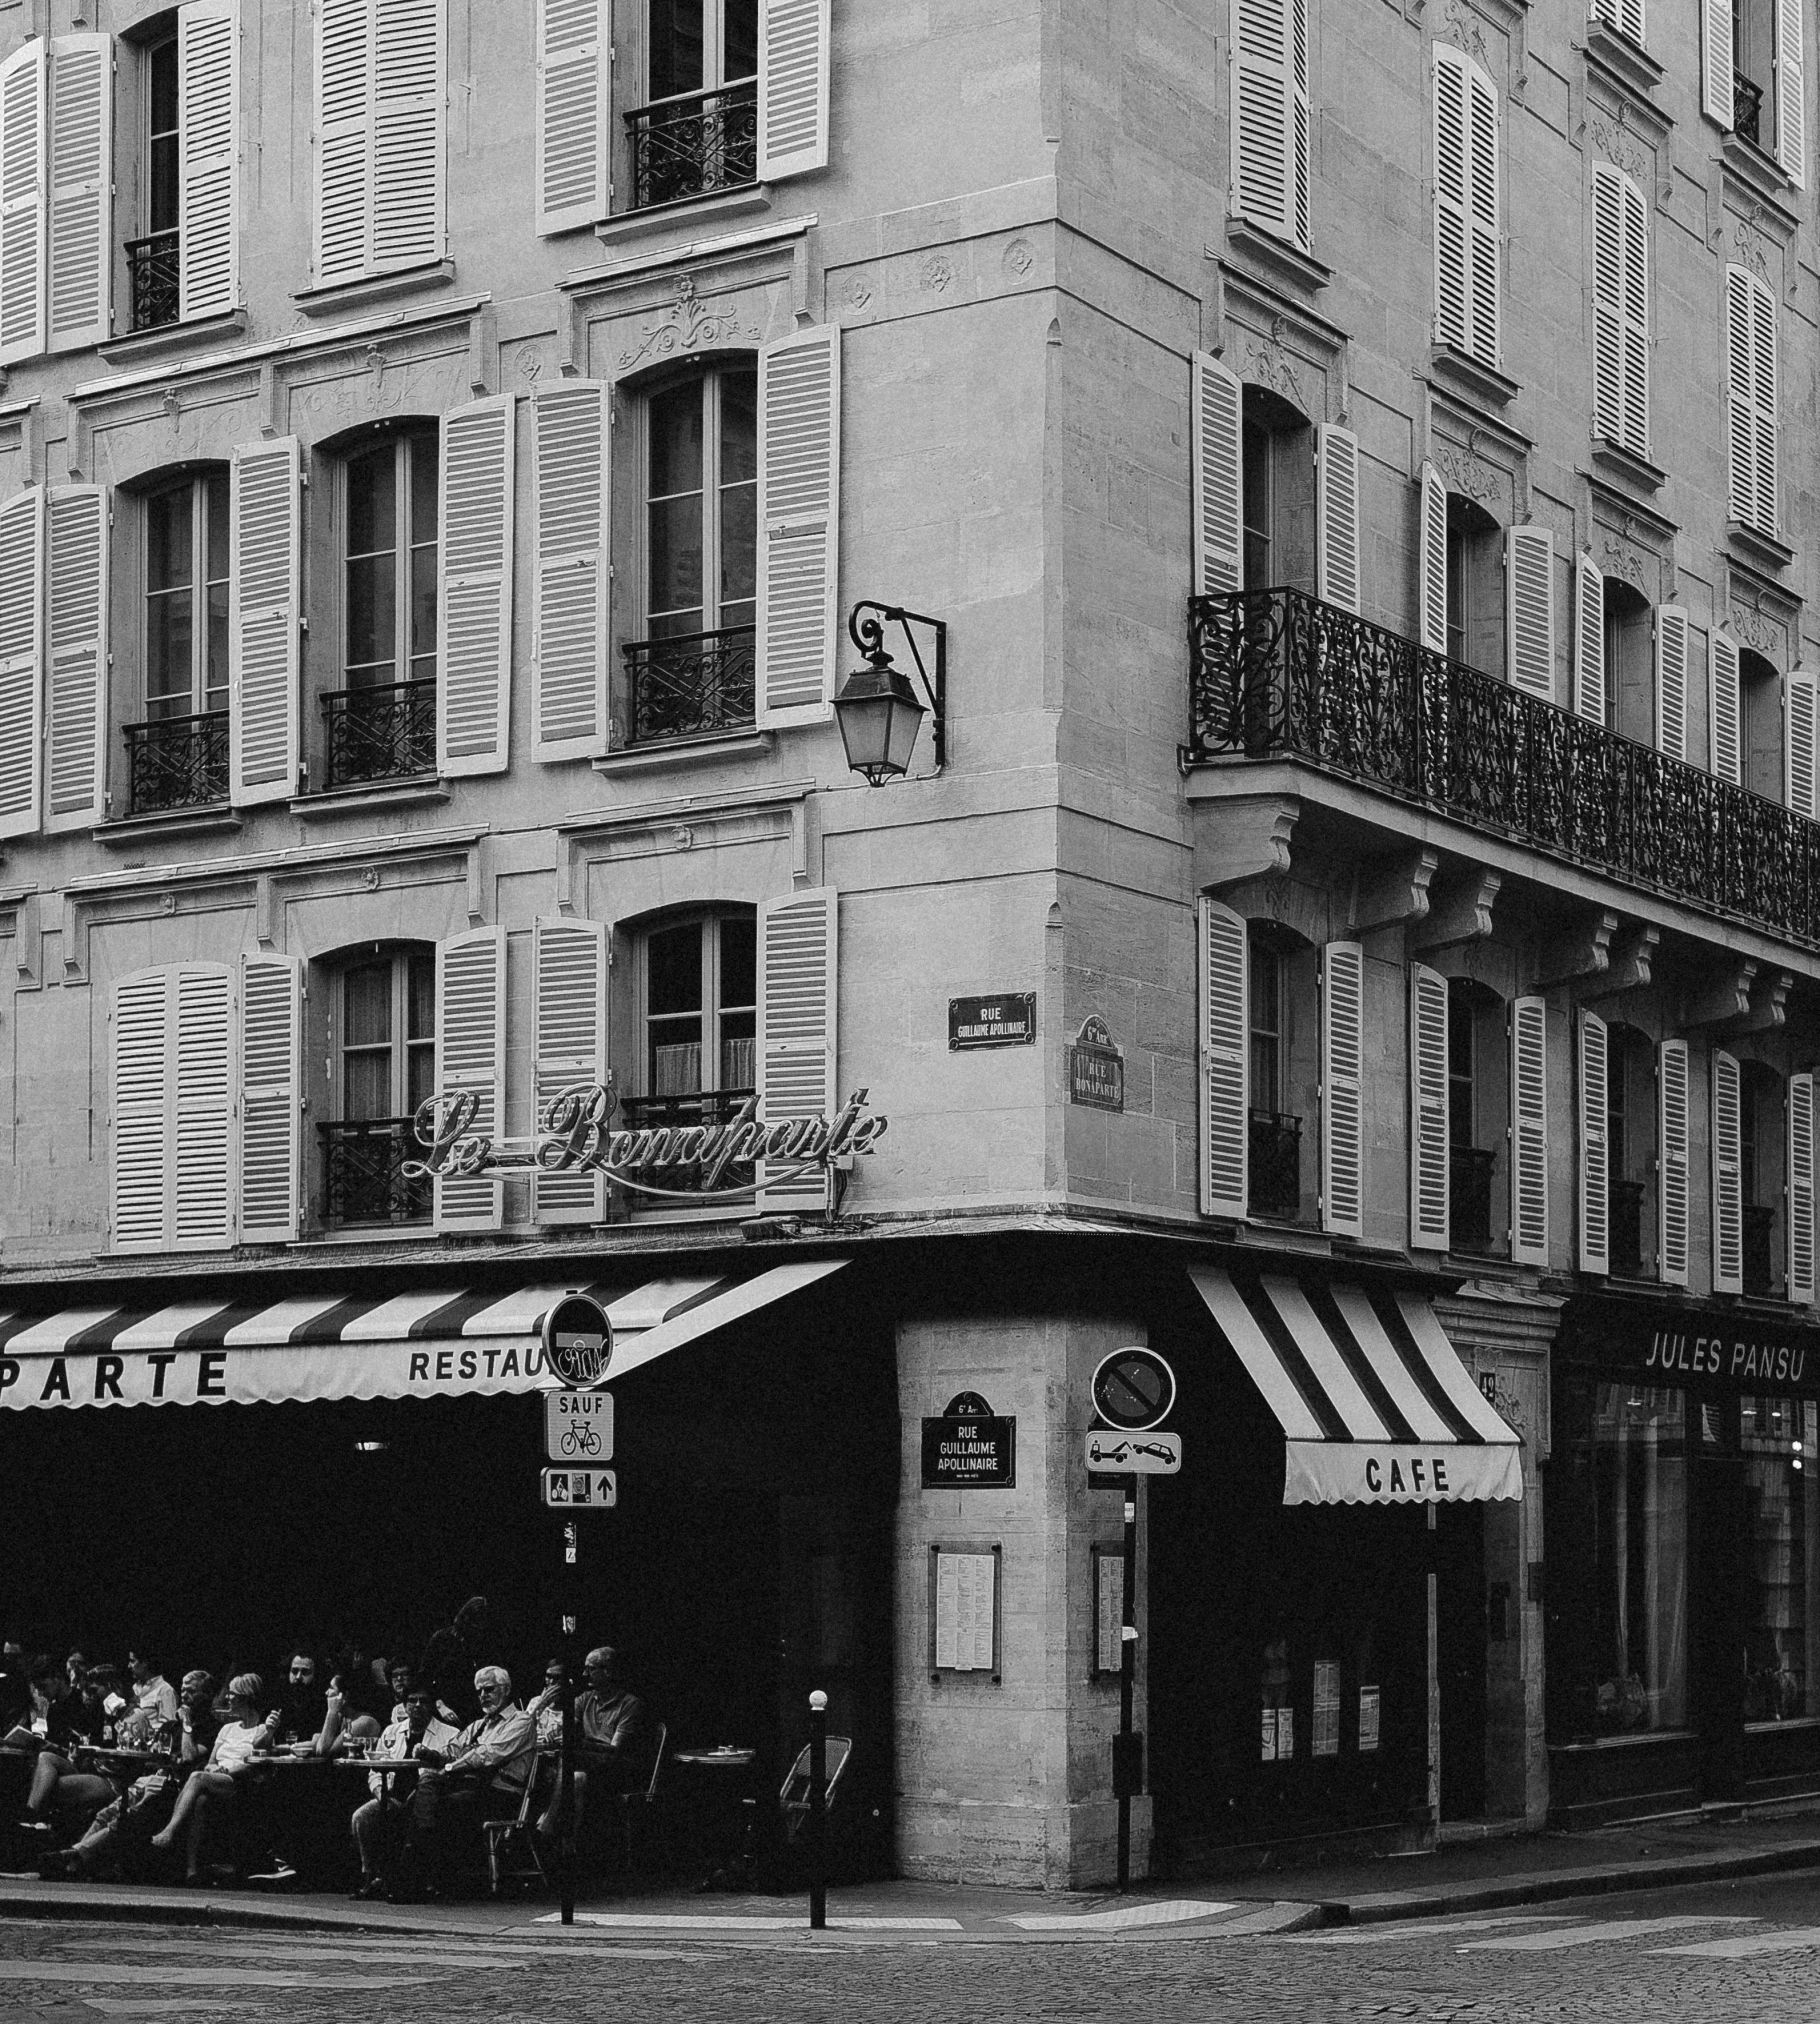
(1562, 1295, 1820, 1394)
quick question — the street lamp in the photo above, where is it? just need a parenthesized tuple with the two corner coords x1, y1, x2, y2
(832, 602, 947, 785)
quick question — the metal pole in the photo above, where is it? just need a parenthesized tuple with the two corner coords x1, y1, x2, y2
(1118, 1472, 1137, 1891)
(560, 1517, 579, 1926)
(808, 1689, 828, 1931)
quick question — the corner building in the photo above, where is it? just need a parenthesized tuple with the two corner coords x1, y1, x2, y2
(3, 0, 1820, 1890)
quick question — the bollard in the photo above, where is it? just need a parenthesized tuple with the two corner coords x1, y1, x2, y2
(808, 1689, 828, 1931)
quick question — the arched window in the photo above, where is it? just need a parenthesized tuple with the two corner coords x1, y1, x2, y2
(629, 0, 759, 209)
(319, 943, 436, 1228)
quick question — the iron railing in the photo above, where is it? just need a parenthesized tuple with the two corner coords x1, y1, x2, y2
(625, 79, 758, 210)
(1609, 1177, 1647, 1278)
(122, 710, 228, 816)
(319, 1118, 432, 1227)
(1187, 587, 1820, 949)
(126, 231, 180, 332)
(1451, 1145, 1496, 1250)
(1248, 1109, 1303, 1220)
(622, 625, 756, 746)
(321, 679, 437, 789)
(617, 1089, 755, 1193)
(1735, 74, 1765, 147)
(1744, 1203, 1776, 1299)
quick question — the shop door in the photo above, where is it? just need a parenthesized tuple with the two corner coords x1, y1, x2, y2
(1435, 1502, 1487, 1820)
(1693, 1451, 1746, 1803)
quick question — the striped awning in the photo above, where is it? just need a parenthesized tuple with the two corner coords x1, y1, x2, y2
(0, 1260, 846, 1411)
(1189, 1265, 1522, 1506)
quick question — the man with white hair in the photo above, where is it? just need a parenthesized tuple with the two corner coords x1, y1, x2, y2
(391, 1665, 535, 1899)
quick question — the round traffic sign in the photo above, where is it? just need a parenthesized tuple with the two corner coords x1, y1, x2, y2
(541, 1292, 613, 1388)
(1090, 1347, 1176, 1432)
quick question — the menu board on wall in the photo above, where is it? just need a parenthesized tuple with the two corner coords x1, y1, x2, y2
(1094, 1548, 1124, 1676)
(1359, 1684, 1381, 1752)
(1313, 1661, 1341, 1757)
(931, 1547, 999, 1673)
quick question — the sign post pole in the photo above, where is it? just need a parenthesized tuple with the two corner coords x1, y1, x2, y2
(807, 1689, 828, 1931)
(1117, 1472, 1137, 1892)
(560, 1518, 579, 1926)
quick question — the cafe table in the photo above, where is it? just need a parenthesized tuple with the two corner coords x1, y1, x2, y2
(670, 1746, 761, 1891)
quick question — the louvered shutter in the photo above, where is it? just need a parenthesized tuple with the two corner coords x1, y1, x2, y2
(45, 35, 109, 354)
(1465, 61, 1499, 366)
(1197, 897, 1249, 1219)
(1579, 1011, 1610, 1275)
(531, 380, 607, 761)
(178, 0, 241, 320)
(1778, 0, 1806, 188)
(1659, 1038, 1691, 1286)
(1315, 425, 1360, 614)
(1727, 265, 1778, 537)
(371, 0, 444, 271)
(1232, 0, 1311, 251)
(1574, 553, 1605, 724)
(756, 324, 839, 726)
(1418, 462, 1448, 653)
(238, 952, 301, 1244)
(228, 436, 300, 806)
(1618, 172, 1649, 455)
(1505, 525, 1554, 699)
(173, 965, 234, 1250)
(1321, 940, 1365, 1238)
(1191, 352, 1243, 597)
(1786, 666, 1818, 816)
(1750, 273, 1778, 535)
(110, 970, 171, 1255)
(315, 0, 371, 285)
(1435, 47, 1499, 365)
(0, 487, 44, 840)
(1712, 1048, 1744, 1294)
(0, 39, 47, 367)
(1509, 996, 1549, 1265)
(1704, 0, 1735, 126)
(43, 485, 105, 833)
(1709, 629, 1742, 784)
(1593, 165, 1649, 458)
(1409, 963, 1450, 1252)
(1593, 0, 1646, 46)
(757, 886, 837, 1214)
(438, 394, 515, 775)
(530, 915, 606, 1226)
(1654, 603, 1689, 762)
(757, 0, 830, 182)
(434, 925, 505, 1233)
(1789, 1072, 1816, 1304)
(535, 0, 607, 233)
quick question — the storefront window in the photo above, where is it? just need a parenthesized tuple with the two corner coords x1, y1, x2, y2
(1588, 1385, 1688, 1733)
(1742, 1396, 1820, 1723)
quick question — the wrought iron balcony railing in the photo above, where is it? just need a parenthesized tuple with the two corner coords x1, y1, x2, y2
(321, 679, 437, 790)
(1735, 74, 1765, 148)
(126, 231, 180, 333)
(1609, 1177, 1647, 1279)
(122, 710, 228, 816)
(622, 625, 756, 747)
(1744, 1202, 1776, 1299)
(1248, 1108, 1303, 1220)
(625, 79, 758, 210)
(1451, 1145, 1496, 1250)
(1187, 587, 1820, 949)
(616, 1088, 756, 1194)
(319, 1118, 432, 1227)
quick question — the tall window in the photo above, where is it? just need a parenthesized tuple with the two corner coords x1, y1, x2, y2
(630, 0, 760, 209)
(145, 475, 230, 720)
(1586, 1386, 1688, 1733)
(147, 37, 180, 241)
(344, 431, 439, 692)
(1743, 1396, 1820, 1722)
(649, 0, 758, 101)
(642, 910, 756, 1103)
(338, 949, 436, 1123)
(1249, 940, 1283, 1112)
(1241, 414, 1272, 589)
(1444, 496, 1500, 675)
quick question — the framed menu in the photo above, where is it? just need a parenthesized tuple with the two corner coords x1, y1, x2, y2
(930, 1545, 1001, 1678)
(1092, 1546, 1124, 1677)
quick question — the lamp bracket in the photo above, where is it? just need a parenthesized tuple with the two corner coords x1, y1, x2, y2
(846, 600, 947, 773)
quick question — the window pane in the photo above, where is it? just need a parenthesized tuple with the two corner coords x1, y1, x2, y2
(406, 950, 436, 1040)
(146, 591, 193, 714)
(1589, 1385, 1688, 1733)
(1241, 415, 1270, 590)
(346, 554, 397, 678)
(649, 0, 704, 98)
(343, 1051, 393, 1122)
(651, 1039, 703, 1095)
(1743, 1397, 1820, 1721)
(406, 1041, 436, 1116)
(648, 495, 703, 631)
(409, 435, 439, 547)
(148, 37, 179, 136)
(204, 472, 230, 585)
(719, 913, 755, 1010)
(649, 382, 704, 501)
(723, 0, 758, 80)
(343, 961, 393, 1049)
(146, 487, 192, 595)
(409, 543, 437, 671)
(346, 445, 397, 560)
(205, 580, 229, 715)
(647, 921, 703, 1017)
(148, 40, 179, 231)
(719, 372, 757, 487)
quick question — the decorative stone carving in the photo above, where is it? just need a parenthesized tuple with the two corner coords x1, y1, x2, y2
(616, 275, 762, 373)
(1732, 208, 1771, 283)
(1590, 105, 1649, 187)
(1411, 868, 1500, 951)
(1441, 0, 1489, 64)
(1598, 535, 1647, 591)
(1352, 849, 1439, 935)
(1240, 319, 1309, 411)
(1435, 433, 1502, 506)
(1729, 601, 1780, 656)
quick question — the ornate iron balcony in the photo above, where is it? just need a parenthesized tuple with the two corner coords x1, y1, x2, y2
(319, 1117, 432, 1227)
(1451, 1145, 1496, 1250)
(122, 710, 228, 816)
(1735, 74, 1765, 147)
(1187, 587, 1820, 949)
(617, 1088, 756, 1193)
(1609, 1177, 1647, 1278)
(1248, 1108, 1303, 1220)
(625, 79, 758, 210)
(321, 679, 437, 790)
(622, 625, 756, 747)
(1744, 1202, 1776, 1299)
(126, 231, 180, 333)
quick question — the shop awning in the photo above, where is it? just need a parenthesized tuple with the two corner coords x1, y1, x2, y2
(0, 1260, 846, 1411)
(1188, 1265, 1522, 1506)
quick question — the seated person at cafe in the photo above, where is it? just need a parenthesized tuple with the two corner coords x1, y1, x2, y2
(347, 1681, 458, 1900)
(15, 1658, 106, 1831)
(535, 1646, 652, 1847)
(121, 1653, 179, 1744)
(393, 1666, 535, 1898)
(273, 1654, 327, 1747)
(149, 1675, 274, 1884)
(46, 1672, 219, 1881)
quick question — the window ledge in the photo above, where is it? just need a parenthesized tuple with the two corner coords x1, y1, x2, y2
(596, 183, 773, 249)
(1583, 20, 1664, 96)
(1589, 435, 1667, 494)
(1222, 216, 1332, 296)
(592, 728, 774, 777)
(98, 308, 250, 367)
(1720, 134, 1798, 218)
(1726, 520, 1796, 574)
(1428, 344, 1520, 411)
(94, 806, 242, 848)
(290, 777, 452, 820)
(291, 259, 456, 319)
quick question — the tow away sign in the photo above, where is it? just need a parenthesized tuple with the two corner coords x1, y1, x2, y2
(1085, 1431, 1181, 1474)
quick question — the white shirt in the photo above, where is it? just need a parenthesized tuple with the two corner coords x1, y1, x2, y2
(369, 1712, 458, 1798)
(208, 1718, 270, 1774)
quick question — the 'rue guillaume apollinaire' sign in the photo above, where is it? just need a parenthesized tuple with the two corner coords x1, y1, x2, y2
(921, 1393, 1017, 1488)
(949, 995, 1036, 1050)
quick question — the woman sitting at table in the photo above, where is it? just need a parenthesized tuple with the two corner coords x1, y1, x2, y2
(149, 1674, 274, 1884)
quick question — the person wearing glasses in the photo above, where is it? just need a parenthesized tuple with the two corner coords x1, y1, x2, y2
(391, 1667, 535, 1899)
(533, 1645, 651, 1849)
(346, 1681, 457, 1900)
(148, 1674, 274, 1884)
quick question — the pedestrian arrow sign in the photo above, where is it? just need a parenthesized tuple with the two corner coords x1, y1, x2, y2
(541, 1468, 617, 1508)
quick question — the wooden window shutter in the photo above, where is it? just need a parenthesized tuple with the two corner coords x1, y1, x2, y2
(44, 484, 106, 833)
(1593, 0, 1646, 45)
(1786, 666, 1819, 817)
(172, 965, 235, 1250)
(757, 887, 837, 1214)
(1658, 1038, 1691, 1286)
(530, 915, 607, 1226)
(1619, 171, 1650, 455)
(0, 487, 44, 840)
(238, 952, 302, 1244)
(1231, 0, 1308, 249)
(110, 969, 172, 1255)
(433, 925, 506, 1233)
(1573, 552, 1605, 724)
(315, 0, 373, 286)
(531, 379, 608, 761)
(1592, 165, 1649, 458)
(1321, 940, 1365, 1238)
(535, 0, 607, 234)
(1727, 265, 1778, 537)
(1505, 524, 1554, 700)
(1509, 995, 1549, 1265)
(1578, 1010, 1609, 1275)
(1789, 1072, 1817, 1305)
(1190, 351, 1243, 597)
(228, 436, 301, 806)
(370, 0, 444, 272)
(1751, 272, 1779, 536)
(438, 393, 515, 775)
(45, 35, 110, 354)
(1315, 424, 1360, 614)
(1197, 897, 1250, 1220)
(1465, 59, 1500, 365)
(756, 325, 840, 727)
(1778, 0, 1806, 188)
(1409, 962, 1451, 1252)
(1712, 1049, 1744, 1294)
(757, 0, 830, 182)
(1703, 0, 1734, 127)
(1654, 603, 1689, 762)
(177, 0, 241, 320)
(1709, 629, 1742, 785)
(1418, 462, 1448, 654)
(1433, 47, 1470, 354)
(0, 39, 47, 367)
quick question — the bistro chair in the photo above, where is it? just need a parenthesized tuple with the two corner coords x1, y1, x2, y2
(779, 1733, 852, 1844)
(483, 1752, 556, 1897)
(610, 1721, 667, 1872)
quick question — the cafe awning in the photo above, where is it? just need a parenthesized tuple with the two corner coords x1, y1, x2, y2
(0, 1260, 846, 1411)
(1188, 1265, 1522, 1506)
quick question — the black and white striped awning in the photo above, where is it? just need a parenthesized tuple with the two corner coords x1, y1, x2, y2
(0, 1261, 845, 1410)
(1189, 1266, 1522, 1506)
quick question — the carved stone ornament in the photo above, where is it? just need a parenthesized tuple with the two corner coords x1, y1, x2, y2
(1732, 208, 1771, 283)
(1729, 601, 1779, 655)
(1478, 1366, 1527, 1438)
(1441, 0, 1490, 65)
(1590, 104, 1649, 186)
(1599, 535, 1646, 591)
(616, 274, 762, 373)
(1240, 317, 1308, 411)
(1435, 432, 1502, 506)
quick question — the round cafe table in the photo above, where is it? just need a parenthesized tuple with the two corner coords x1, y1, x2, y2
(670, 1747, 761, 1891)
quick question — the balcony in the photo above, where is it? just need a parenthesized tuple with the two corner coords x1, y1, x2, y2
(625, 80, 758, 211)
(1735, 74, 1765, 148)
(319, 1118, 432, 1228)
(1186, 588, 1820, 951)
(1451, 1145, 1496, 1251)
(1744, 1203, 1776, 1299)
(126, 231, 180, 333)
(321, 680, 437, 790)
(1610, 1177, 1647, 1278)
(122, 711, 228, 816)
(1247, 1108, 1303, 1220)
(617, 1088, 756, 1195)
(622, 626, 756, 747)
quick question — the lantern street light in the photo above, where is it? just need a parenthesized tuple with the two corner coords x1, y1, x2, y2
(832, 602, 947, 785)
